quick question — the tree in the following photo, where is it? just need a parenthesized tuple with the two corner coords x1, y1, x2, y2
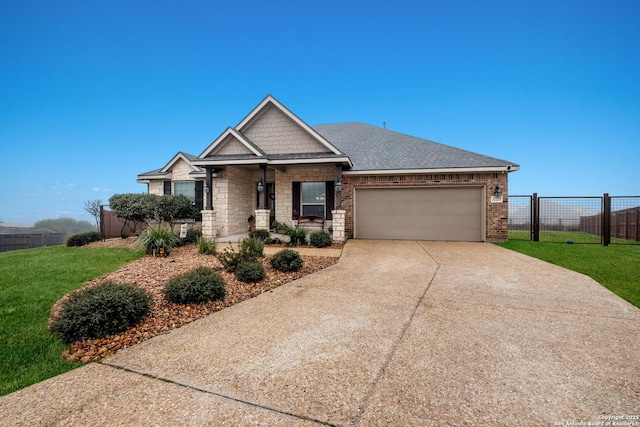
(108, 193, 155, 237)
(34, 218, 95, 235)
(108, 193, 199, 238)
(84, 199, 102, 231)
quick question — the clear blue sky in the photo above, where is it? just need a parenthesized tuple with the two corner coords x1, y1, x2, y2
(1, 0, 639, 226)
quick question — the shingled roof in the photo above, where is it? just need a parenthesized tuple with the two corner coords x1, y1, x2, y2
(314, 122, 518, 172)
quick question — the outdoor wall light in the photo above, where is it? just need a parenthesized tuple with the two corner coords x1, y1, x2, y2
(335, 181, 343, 192)
(204, 182, 210, 194)
(494, 185, 502, 198)
(257, 180, 264, 193)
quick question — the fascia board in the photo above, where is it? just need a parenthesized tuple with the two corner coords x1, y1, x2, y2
(160, 152, 199, 173)
(199, 127, 264, 158)
(269, 157, 353, 166)
(343, 166, 518, 175)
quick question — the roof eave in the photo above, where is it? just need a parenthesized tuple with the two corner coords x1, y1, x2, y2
(343, 165, 518, 175)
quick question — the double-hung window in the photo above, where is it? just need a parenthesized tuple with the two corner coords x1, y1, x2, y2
(173, 181, 196, 203)
(301, 182, 325, 216)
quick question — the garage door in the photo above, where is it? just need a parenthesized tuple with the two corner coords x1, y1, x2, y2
(355, 187, 484, 241)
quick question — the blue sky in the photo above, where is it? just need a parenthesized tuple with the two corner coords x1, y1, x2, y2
(1, 0, 639, 225)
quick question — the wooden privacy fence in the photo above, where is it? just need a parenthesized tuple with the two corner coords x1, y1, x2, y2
(580, 205, 640, 242)
(508, 194, 640, 245)
(99, 206, 138, 239)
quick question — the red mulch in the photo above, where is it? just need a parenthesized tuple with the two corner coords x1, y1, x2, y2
(50, 243, 338, 363)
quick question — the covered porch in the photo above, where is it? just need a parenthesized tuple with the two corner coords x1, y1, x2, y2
(197, 162, 347, 243)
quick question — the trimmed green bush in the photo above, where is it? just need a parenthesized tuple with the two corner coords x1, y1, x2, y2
(235, 260, 265, 283)
(197, 237, 217, 255)
(309, 231, 332, 248)
(163, 266, 226, 304)
(248, 229, 270, 242)
(49, 282, 152, 343)
(270, 248, 303, 272)
(66, 231, 102, 247)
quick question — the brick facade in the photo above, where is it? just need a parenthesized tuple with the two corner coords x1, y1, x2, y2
(341, 172, 509, 242)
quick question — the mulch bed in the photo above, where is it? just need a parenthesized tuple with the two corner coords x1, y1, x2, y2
(52, 242, 339, 363)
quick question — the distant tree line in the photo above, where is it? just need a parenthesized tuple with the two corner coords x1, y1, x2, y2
(34, 218, 95, 235)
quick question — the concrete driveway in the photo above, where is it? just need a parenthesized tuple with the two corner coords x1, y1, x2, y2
(1, 241, 639, 426)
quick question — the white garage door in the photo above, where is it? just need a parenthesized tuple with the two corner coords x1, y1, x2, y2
(355, 187, 484, 241)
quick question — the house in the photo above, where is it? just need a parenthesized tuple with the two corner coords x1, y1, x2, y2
(137, 95, 519, 242)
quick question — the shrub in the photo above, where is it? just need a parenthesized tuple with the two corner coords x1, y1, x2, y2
(163, 267, 226, 304)
(309, 231, 332, 248)
(178, 228, 202, 246)
(240, 236, 264, 258)
(197, 237, 217, 255)
(137, 225, 178, 256)
(235, 260, 265, 283)
(282, 224, 307, 246)
(270, 248, 303, 272)
(49, 282, 152, 343)
(216, 237, 264, 272)
(248, 229, 271, 242)
(66, 231, 102, 247)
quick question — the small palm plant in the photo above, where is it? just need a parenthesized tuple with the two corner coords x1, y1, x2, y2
(137, 225, 178, 256)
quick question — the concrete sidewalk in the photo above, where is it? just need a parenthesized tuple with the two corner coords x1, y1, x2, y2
(1, 241, 639, 426)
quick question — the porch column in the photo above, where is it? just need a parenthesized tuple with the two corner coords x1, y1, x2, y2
(258, 164, 267, 210)
(331, 209, 346, 242)
(201, 210, 217, 240)
(254, 209, 270, 231)
(205, 167, 213, 210)
(335, 164, 343, 210)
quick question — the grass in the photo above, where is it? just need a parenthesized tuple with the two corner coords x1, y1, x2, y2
(509, 230, 640, 245)
(0, 245, 144, 396)
(496, 240, 640, 308)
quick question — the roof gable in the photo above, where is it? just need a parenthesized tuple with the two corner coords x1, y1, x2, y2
(199, 127, 265, 158)
(160, 152, 201, 174)
(237, 95, 343, 156)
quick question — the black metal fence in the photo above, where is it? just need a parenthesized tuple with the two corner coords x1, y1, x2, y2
(508, 194, 640, 245)
(0, 227, 65, 253)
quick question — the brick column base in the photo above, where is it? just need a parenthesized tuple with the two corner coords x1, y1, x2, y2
(331, 210, 346, 242)
(254, 209, 270, 231)
(201, 210, 217, 240)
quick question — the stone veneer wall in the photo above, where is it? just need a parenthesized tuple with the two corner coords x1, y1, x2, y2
(213, 168, 253, 236)
(148, 181, 164, 196)
(274, 165, 336, 229)
(341, 172, 509, 242)
(170, 159, 193, 181)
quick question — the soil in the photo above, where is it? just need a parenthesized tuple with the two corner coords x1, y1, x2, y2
(52, 239, 339, 363)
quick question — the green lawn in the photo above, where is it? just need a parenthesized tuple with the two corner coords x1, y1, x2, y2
(496, 240, 640, 308)
(0, 245, 144, 396)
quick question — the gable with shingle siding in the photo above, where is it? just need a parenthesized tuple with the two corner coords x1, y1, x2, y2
(212, 135, 256, 156)
(242, 105, 333, 155)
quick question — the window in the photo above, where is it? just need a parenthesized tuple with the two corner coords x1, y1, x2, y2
(301, 182, 325, 216)
(174, 181, 195, 202)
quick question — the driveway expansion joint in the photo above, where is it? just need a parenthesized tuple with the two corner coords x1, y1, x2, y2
(98, 361, 336, 426)
(350, 242, 441, 426)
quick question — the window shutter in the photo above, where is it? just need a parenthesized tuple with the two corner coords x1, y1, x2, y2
(194, 181, 204, 210)
(325, 181, 334, 220)
(292, 182, 300, 220)
(163, 181, 171, 195)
